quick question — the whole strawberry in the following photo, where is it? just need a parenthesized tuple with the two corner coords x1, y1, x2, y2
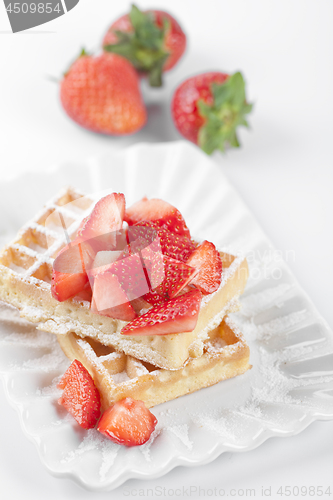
(60, 51, 147, 135)
(171, 72, 253, 154)
(103, 4, 186, 87)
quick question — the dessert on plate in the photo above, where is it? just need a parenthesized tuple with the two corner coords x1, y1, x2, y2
(0, 187, 251, 445)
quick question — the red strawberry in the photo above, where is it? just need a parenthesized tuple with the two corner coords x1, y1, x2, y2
(60, 51, 147, 135)
(97, 397, 157, 446)
(125, 197, 190, 238)
(144, 255, 197, 306)
(58, 359, 101, 429)
(106, 253, 150, 301)
(121, 288, 202, 336)
(51, 240, 94, 302)
(172, 72, 253, 154)
(187, 240, 222, 294)
(103, 5, 186, 87)
(131, 222, 196, 262)
(75, 285, 93, 302)
(78, 193, 125, 246)
(52, 193, 126, 302)
(130, 296, 152, 315)
(91, 271, 137, 321)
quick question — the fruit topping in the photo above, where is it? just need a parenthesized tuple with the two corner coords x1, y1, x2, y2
(186, 240, 222, 294)
(78, 193, 125, 247)
(121, 288, 202, 336)
(125, 197, 191, 237)
(144, 255, 197, 306)
(91, 271, 137, 321)
(132, 221, 195, 262)
(51, 239, 94, 302)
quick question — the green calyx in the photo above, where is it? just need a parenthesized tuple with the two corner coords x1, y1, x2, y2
(104, 4, 170, 87)
(197, 72, 253, 155)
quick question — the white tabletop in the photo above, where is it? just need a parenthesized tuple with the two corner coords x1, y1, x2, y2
(0, 1, 332, 498)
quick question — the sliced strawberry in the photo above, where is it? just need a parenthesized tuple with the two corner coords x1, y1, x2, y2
(144, 255, 197, 306)
(187, 240, 222, 294)
(78, 193, 125, 249)
(87, 249, 127, 283)
(51, 240, 94, 301)
(132, 221, 196, 262)
(58, 359, 101, 429)
(97, 397, 157, 446)
(108, 253, 150, 301)
(91, 271, 137, 321)
(93, 250, 124, 268)
(121, 288, 202, 336)
(74, 283, 93, 302)
(125, 197, 191, 238)
(130, 296, 152, 315)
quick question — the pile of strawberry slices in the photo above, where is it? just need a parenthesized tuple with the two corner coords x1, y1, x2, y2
(51, 193, 223, 336)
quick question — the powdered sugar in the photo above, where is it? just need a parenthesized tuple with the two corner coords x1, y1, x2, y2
(110, 371, 130, 384)
(167, 424, 193, 450)
(240, 283, 294, 317)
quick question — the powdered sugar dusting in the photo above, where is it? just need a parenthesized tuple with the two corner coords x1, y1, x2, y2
(140, 427, 161, 462)
(36, 375, 64, 397)
(167, 424, 193, 450)
(61, 429, 116, 464)
(191, 410, 237, 441)
(241, 283, 294, 317)
(110, 371, 130, 384)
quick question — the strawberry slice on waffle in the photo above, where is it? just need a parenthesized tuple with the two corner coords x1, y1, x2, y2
(121, 288, 202, 336)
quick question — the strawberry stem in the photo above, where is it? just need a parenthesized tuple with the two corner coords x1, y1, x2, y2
(103, 4, 170, 87)
(197, 72, 253, 154)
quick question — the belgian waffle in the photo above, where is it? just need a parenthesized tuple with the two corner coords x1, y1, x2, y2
(57, 316, 251, 409)
(0, 187, 249, 370)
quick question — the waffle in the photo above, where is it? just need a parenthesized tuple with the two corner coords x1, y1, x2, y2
(0, 187, 249, 370)
(57, 316, 251, 409)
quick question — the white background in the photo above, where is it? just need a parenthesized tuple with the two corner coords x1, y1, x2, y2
(0, 0, 332, 498)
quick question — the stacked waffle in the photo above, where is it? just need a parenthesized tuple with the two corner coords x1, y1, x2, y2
(0, 187, 251, 409)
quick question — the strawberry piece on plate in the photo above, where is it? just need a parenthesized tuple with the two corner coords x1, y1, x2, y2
(78, 193, 125, 249)
(125, 197, 191, 238)
(58, 359, 101, 429)
(51, 240, 94, 302)
(144, 255, 197, 306)
(187, 240, 222, 294)
(132, 221, 196, 262)
(121, 288, 202, 336)
(97, 397, 157, 446)
(91, 271, 137, 321)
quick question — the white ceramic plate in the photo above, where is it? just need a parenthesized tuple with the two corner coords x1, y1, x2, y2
(0, 141, 332, 491)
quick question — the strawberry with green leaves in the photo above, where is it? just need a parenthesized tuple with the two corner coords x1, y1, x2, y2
(172, 72, 253, 154)
(103, 4, 186, 87)
(60, 51, 147, 135)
